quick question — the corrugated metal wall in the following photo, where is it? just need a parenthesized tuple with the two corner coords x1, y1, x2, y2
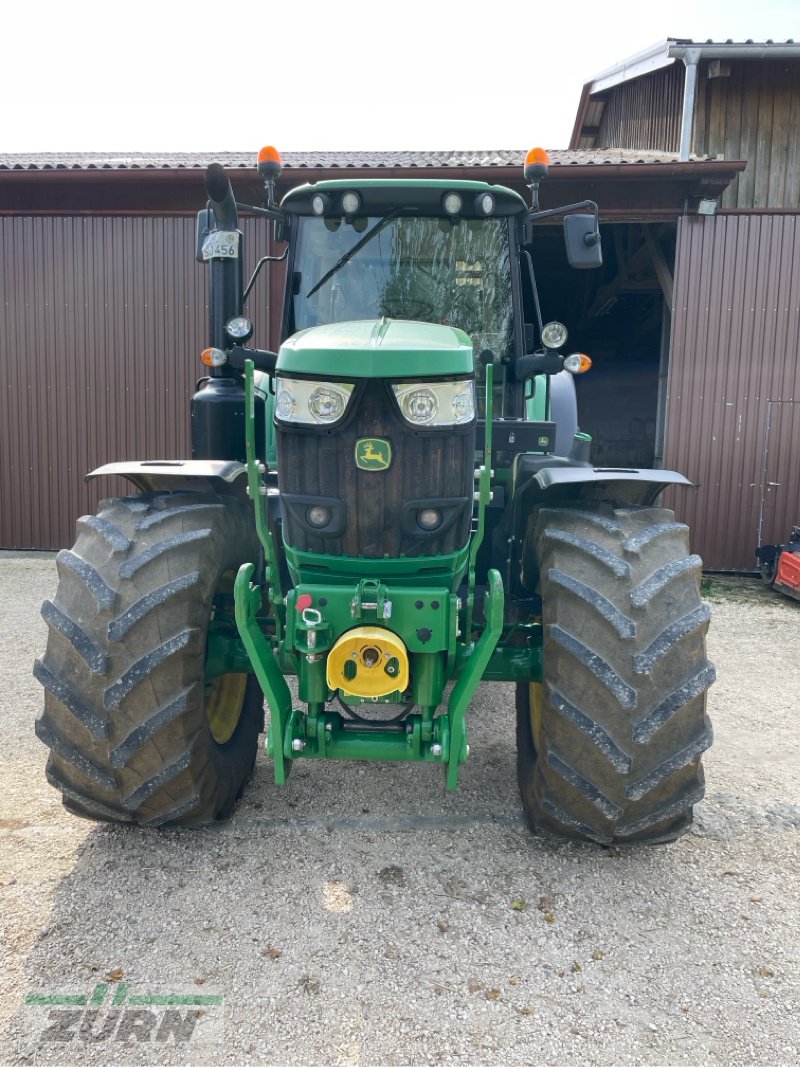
(0, 216, 273, 550)
(5, 212, 799, 568)
(664, 213, 800, 570)
(597, 64, 684, 152)
(694, 59, 800, 210)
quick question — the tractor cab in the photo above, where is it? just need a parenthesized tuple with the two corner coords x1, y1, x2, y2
(280, 179, 524, 417)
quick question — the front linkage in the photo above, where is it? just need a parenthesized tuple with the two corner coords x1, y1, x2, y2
(234, 361, 504, 790)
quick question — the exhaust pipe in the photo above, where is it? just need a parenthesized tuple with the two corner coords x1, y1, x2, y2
(205, 163, 238, 230)
(201, 163, 243, 360)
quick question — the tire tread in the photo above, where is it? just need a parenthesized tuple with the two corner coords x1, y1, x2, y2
(517, 503, 714, 846)
(35, 491, 262, 827)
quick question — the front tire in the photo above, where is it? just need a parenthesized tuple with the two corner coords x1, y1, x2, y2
(517, 504, 715, 846)
(34, 491, 262, 827)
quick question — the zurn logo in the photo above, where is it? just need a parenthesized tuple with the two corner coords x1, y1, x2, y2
(25, 981, 223, 1044)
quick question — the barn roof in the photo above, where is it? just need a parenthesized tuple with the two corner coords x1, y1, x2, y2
(590, 38, 798, 92)
(0, 148, 745, 222)
(571, 38, 800, 149)
(0, 148, 708, 172)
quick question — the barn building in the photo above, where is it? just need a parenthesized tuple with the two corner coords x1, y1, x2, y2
(571, 38, 800, 570)
(1, 38, 797, 569)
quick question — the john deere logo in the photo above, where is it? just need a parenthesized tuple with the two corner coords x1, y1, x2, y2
(355, 438, 392, 471)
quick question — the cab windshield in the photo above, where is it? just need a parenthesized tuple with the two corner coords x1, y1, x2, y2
(291, 214, 515, 370)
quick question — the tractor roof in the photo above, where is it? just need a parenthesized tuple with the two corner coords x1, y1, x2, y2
(281, 179, 527, 216)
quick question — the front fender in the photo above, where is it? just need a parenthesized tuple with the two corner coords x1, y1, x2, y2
(510, 459, 696, 595)
(533, 465, 694, 503)
(85, 459, 249, 495)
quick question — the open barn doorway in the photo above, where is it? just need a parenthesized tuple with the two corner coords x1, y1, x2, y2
(532, 221, 677, 467)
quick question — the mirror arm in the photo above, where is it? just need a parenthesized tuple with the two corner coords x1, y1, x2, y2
(235, 201, 289, 224)
(228, 346, 278, 375)
(243, 247, 289, 303)
(521, 249, 544, 339)
(516, 352, 563, 381)
(530, 199, 599, 224)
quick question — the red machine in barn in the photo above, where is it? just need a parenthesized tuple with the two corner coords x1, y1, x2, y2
(756, 527, 800, 601)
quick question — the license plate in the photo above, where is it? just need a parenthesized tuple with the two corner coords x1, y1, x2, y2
(202, 231, 240, 260)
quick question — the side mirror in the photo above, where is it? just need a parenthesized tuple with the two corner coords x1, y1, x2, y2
(564, 214, 603, 270)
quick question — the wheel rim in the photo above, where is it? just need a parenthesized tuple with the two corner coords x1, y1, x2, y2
(207, 672, 249, 745)
(528, 681, 544, 752)
(759, 559, 777, 586)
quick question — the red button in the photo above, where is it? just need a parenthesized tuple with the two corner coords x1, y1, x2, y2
(296, 593, 313, 611)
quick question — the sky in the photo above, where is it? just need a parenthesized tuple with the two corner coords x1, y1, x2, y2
(5, 0, 799, 155)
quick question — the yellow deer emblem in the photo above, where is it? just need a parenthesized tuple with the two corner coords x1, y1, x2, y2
(355, 438, 392, 471)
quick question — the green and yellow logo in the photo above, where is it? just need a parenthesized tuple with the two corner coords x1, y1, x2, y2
(355, 438, 392, 471)
(23, 981, 223, 1045)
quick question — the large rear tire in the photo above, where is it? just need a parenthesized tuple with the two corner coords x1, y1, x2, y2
(517, 504, 715, 846)
(34, 491, 262, 827)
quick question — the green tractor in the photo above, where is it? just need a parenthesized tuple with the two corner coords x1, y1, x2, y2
(34, 146, 714, 845)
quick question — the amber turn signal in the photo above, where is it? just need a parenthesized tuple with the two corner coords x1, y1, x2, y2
(563, 353, 592, 374)
(201, 347, 227, 368)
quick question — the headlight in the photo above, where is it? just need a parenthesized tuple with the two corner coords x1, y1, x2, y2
(402, 388, 439, 423)
(417, 508, 442, 531)
(275, 378, 354, 425)
(309, 386, 346, 421)
(541, 321, 568, 349)
(225, 315, 254, 342)
(391, 380, 476, 426)
(306, 505, 332, 528)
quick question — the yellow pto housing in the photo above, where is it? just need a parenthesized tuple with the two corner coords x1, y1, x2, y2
(326, 627, 409, 699)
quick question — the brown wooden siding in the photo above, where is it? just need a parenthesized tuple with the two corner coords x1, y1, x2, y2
(664, 213, 800, 570)
(694, 59, 800, 210)
(596, 64, 684, 153)
(0, 216, 276, 550)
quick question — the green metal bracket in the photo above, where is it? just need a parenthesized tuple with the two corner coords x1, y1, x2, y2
(481, 627, 543, 681)
(349, 578, 393, 621)
(205, 621, 252, 680)
(234, 563, 293, 784)
(243, 360, 284, 617)
(446, 567, 504, 790)
(465, 362, 494, 642)
(285, 709, 450, 763)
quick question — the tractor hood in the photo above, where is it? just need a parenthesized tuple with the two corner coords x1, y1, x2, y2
(277, 319, 475, 379)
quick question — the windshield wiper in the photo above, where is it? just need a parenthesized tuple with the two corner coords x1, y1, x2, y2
(306, 209, 402, 298)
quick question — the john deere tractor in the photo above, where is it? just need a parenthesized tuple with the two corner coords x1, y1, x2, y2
(34, 147, 714, 845)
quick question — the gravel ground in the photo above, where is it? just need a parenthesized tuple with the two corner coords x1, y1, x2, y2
(1, 557, 799, 1066)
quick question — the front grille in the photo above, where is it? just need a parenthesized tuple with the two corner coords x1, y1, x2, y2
(277, 380, 475, 557)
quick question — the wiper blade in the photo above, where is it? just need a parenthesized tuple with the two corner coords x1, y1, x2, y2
(306, 209, 402, 298)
